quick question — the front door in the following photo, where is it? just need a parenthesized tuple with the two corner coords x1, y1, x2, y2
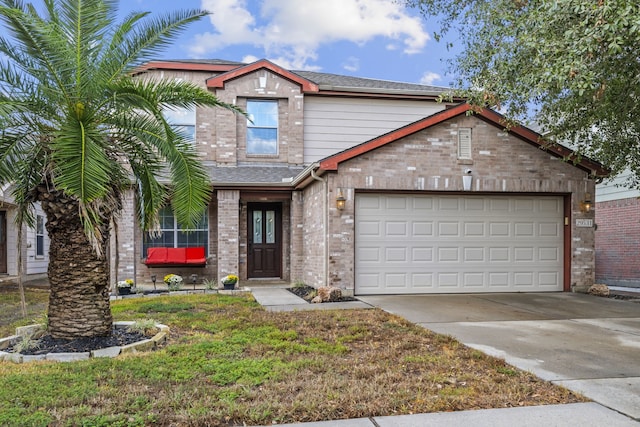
(0, 211, 6, 273)
(248, 203, 282, 278)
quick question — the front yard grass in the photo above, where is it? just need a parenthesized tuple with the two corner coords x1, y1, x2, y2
(0, 292, 585, 426)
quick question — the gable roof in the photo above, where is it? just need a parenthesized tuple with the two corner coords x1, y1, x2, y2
(317, 103, 609, 177)
(206, 59, 319, 92)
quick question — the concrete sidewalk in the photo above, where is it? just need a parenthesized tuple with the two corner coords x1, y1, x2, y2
(252, 288, 639, 426)
(261, 403, 636, 426)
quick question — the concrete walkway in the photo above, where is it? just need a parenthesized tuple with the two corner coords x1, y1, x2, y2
(253, 288, 640, 426)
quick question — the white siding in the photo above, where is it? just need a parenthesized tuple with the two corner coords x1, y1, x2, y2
(25, 203, 49, 275)
(596, 170, 640, 202)
(303, 97, 446, 163)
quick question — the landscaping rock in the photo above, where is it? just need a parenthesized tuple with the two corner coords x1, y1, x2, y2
(91, 346, 122, 358)
(16, 324, 46, 338)
(46, 352, 90, 362)
(316, 286, 342, 303)
(0, 335, 18, 350)
(589, 283, 610, 297)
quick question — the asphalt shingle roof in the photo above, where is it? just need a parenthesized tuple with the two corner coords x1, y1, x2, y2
(160, 59, 449, 95)
(203, 163, 304, 185)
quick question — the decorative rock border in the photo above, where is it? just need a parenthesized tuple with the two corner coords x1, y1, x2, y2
(0, 321, 169, 363)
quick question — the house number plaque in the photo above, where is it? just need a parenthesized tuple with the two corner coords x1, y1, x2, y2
(575, 219, 594, 227)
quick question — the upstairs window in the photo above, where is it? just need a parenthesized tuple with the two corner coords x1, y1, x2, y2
(164, 106, 196, 143)
(457, 128, 472, 159)
(143, 206, 208, 256)
(247, 100, 278, 154)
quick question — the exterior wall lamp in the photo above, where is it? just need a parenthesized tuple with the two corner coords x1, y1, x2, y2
(336, 189, 346, 210)
(462, 169, 473, 191)
(580, 193, 593, 213)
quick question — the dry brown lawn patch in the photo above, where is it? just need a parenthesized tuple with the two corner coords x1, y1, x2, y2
(0, 292, 585, 426)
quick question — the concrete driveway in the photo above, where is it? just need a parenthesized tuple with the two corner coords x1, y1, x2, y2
(358, 293, 640, 421)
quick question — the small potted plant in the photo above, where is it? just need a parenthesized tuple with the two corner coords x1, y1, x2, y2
(164, 274, 183, 291)
(221, 274, 238, 290)
(117, 279, 135, 295)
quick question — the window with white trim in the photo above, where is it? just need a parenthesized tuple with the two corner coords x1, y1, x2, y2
(143, 206, 208, 255)
(458, 128, 472, 159)
(247, 100, 278, 154)
(164, 106, 195, 143)
(36, 215, 45, 257)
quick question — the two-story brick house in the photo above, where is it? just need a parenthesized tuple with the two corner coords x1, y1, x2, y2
(111, 58, 607, 295)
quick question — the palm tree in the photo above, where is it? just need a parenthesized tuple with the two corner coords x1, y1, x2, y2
(0, 0, 240, 339)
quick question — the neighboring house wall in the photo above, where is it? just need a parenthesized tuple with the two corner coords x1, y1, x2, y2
(25, 204, 50, 275)
(326, 114, 595, 293)
(0, 200, 49, 279)
(303, 97, 446, 163)
(595, 170, 640, 287)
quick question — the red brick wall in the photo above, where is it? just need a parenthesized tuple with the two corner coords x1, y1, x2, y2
(595, 197, 640, 287)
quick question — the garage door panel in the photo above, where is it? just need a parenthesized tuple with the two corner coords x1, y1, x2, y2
(514, 247, 535, 262)
(539, 247, 560, 261)
(358, 247, 381, 262)
(386, 221, 408, 236)
(358, 221, 381, 236)
(463, 272, 485, 287)
(490, 222, 510, 236)
(385, 247, 408, 262)
(464, 198, 485, 210)
(438, 247, 459, 262)
(438, 222, 459, 236)
(437, 272, 459, 288)
(539, 272, 561, 287)
(539, 222, 560, 236)
(412, 222, 434, 236)
(355, 194, 563, 294)
(412, 273, 433, 288)
(488, 272, 510, 288)
(385, 273, 408, 287)
(412, 247, 433, 262)
(463, 247, 485, 262)
(489, 247, 510, 262)
(439, 198, 460, 210)
(464, 222, 485, 236)
(515, 222, 535, 236)
(514, 272, 535, 286)
(515, 198, 534, 211)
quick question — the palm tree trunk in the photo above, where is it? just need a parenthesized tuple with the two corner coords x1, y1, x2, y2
(37, 186, 113, 339)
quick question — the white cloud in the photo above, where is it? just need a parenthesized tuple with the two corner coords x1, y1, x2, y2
(342, 57, 360, 73)
(419, 71, 441, 85)
(194, 0, 429, 69)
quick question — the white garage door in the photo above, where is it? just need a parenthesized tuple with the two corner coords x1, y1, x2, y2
(355, 194, 564, 294)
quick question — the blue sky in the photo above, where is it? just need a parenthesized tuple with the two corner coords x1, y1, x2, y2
(123, 0, 458, 87)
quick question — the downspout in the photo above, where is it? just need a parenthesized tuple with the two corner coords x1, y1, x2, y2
(310, 167, 329, 286)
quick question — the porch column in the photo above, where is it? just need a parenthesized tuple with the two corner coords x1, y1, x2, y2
(217, 189, 240, 280)
(111, 189, 136, 286)
(290, 191, 304, 282)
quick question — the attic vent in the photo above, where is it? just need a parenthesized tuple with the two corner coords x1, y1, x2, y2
(458, 128, 472, 159)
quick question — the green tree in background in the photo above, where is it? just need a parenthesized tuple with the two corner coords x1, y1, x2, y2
(0, 0, 239, 339)
(410, 0, 640, 184)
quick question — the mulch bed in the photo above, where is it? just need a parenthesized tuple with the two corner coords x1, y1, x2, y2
(7, 327, 147, 355)
(287, 285, 358, 302)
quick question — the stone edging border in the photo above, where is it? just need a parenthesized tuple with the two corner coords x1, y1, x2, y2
(0, 321, 169, 363)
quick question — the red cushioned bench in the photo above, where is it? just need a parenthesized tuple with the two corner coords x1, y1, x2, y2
(145, 247, 206, 267)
